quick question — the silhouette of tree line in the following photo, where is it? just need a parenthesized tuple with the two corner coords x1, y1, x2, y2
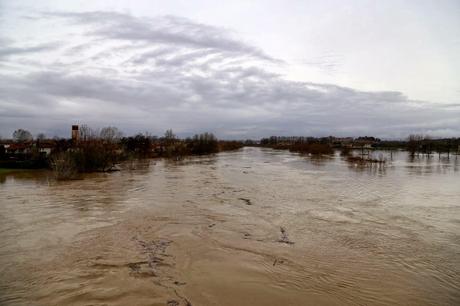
(259, 135, 460, 157)
(260, 137, 335, 155)
(0, 126, 244, 179)
(2, 127, 459, 179)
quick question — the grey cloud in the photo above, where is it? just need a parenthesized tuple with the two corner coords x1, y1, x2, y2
(2, 64, 458, 139)
(0, 11, 459, 139)
(128, 46, 180, 65)
(45, 11, 278, 62)
(0, 41, 59, 59)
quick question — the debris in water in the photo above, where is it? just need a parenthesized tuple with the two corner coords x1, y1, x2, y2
(238, 198, 252, 205)
(185, 298, 193, 306)
(132, 237, 172, 276)
(174, 281, 187, 286)
(273, 258, 285, 266)
(278, 227, 294, 244)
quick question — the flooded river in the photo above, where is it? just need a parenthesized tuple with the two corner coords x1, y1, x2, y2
(1, 147, 459, 305)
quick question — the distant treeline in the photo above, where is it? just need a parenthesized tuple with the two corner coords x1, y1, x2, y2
(2, 127, 460, 178)
(259, 135, 460, 156)
(0, 126, 244, 179)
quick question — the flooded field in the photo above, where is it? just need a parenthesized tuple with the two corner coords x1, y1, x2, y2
(1, 147, 459, 305)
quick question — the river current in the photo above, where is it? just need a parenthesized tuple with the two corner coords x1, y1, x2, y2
(1, 147, 459, 305)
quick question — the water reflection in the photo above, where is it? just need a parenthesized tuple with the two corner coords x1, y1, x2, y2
(345, 160, 387, 175)
(121, 158, 152, 173)
(305, 155, 333, 167)
(163, 154, 218, 166)
(405, 153, 459, 176)
(0, 169, 53, 185)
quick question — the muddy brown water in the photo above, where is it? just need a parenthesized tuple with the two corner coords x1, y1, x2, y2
(1, 147, 459, 305)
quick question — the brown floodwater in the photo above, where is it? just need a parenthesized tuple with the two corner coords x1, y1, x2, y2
(0, 147, 459, 305)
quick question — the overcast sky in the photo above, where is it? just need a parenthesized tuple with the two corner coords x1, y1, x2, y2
(0, 0, 459, 139)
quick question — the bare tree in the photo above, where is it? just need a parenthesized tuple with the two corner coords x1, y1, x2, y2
(100, 126, 122, 143)
(50, 152, 78, 180)
(79, 124, 95, 141)
(407, 134, 423, 157)
(164, 129, 176, 140)
(13, 129, 33, 142)
(37, 133, 46, 141)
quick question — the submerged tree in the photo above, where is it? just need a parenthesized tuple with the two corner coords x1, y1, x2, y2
(407, 134, 423, 157)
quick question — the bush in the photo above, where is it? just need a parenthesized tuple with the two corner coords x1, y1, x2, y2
(218, 141, 244, 151)
(50, 151, 78, 180)
(74, 140, 119, 172)
(121, 134, 152, 157)
(50, 139, 120, 179)
(186, 133, 219, 155)
(340, 146, 351, 156)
